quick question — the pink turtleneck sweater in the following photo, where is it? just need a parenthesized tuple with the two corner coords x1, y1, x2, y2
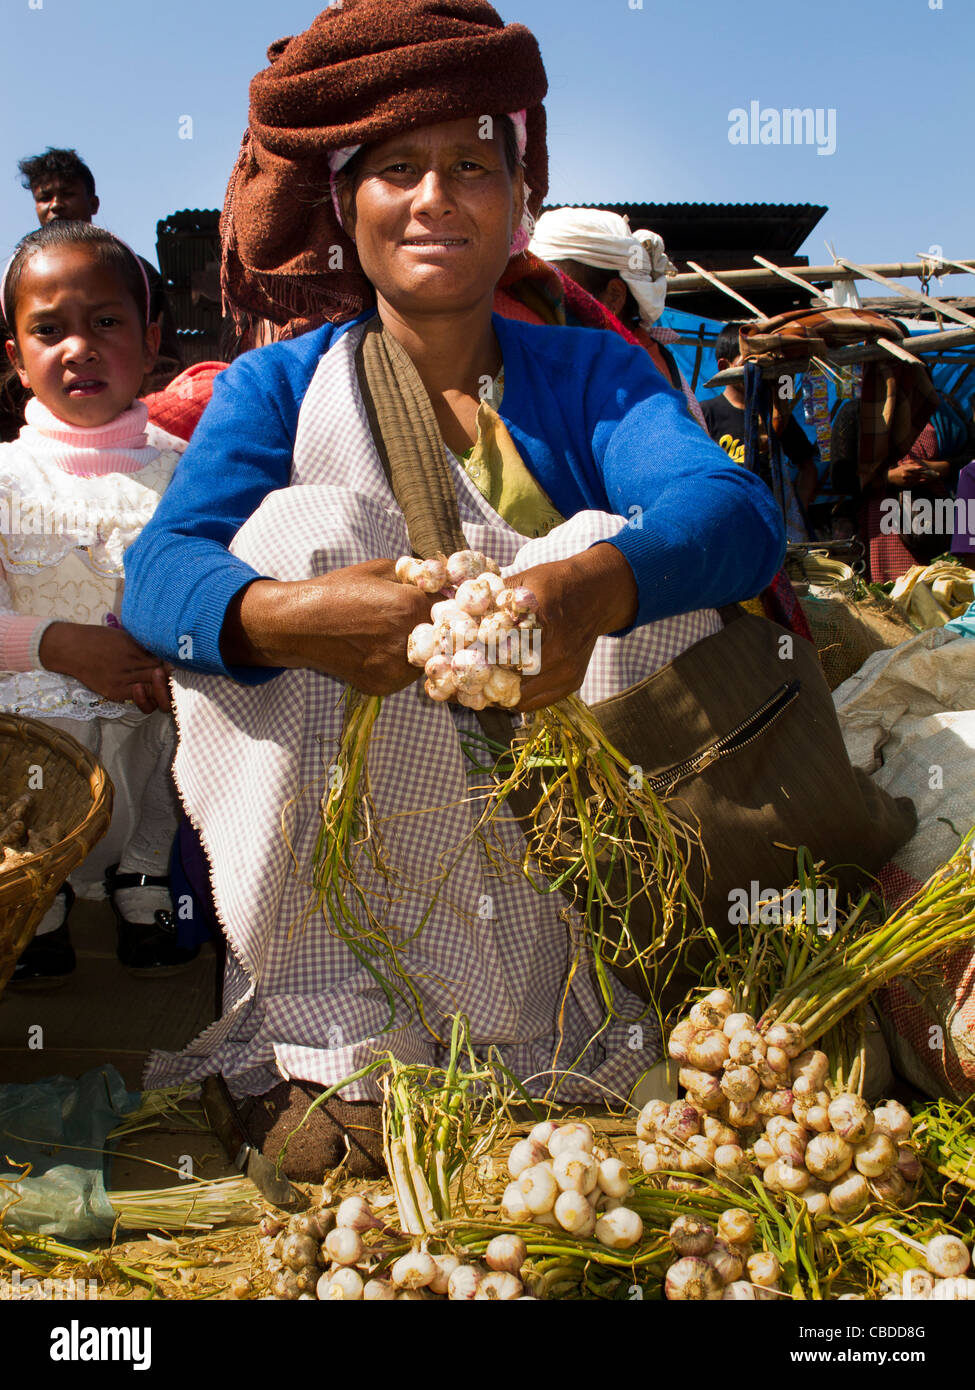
(1, 400, 157, 672)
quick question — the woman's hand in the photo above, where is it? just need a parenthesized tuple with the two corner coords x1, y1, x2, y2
(222, 559, 435, 695)
(510, 544, 639, 713)
(39, 623, 172, 714)
(887, 459, 937, 488)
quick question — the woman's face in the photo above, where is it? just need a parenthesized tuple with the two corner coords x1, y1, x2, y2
(340, 117, 524, 319)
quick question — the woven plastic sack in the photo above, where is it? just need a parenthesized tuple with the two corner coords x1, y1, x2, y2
(834, 629, 975, 1100)
(799, 587, 914, 690)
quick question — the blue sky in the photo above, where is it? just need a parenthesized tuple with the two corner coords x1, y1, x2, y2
(2, 0, 973, 297)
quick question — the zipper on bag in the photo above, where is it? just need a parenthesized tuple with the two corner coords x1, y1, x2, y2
(644, 680, 802, 796)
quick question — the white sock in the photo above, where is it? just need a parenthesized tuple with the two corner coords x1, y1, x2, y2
(113, 884, 173, 925)
(34, 890, 68, 937)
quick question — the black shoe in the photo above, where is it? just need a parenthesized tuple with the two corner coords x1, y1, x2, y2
(106, 863, 200, 975)
(11, 887, 76, 986)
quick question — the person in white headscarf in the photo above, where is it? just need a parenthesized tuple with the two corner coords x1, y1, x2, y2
(529, 207, 705, 427)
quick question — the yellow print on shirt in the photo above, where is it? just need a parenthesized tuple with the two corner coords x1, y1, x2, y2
(717, 432, 746, 464)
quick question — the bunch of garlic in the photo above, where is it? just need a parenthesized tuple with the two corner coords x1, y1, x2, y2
(396, 550, 541, 710)
(636, 989, 919, 1217)
(501, 1120, 644, 1250)
(664, 1208, 783, 1301)
(260, 1197, 534, 1301)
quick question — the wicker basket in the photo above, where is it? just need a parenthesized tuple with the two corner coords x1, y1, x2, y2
(0, 715, 113, 996)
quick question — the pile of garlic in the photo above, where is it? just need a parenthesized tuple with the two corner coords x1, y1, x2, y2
(259, 1197, 535, 1301)
(501, 1119, 644, 1249)
(397, 550, 541, 710)
(664, 1208, 783, 1301)
(636, 988, 919, 1218)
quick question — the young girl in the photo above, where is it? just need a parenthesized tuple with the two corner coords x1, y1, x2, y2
(0, 220, 193, 981)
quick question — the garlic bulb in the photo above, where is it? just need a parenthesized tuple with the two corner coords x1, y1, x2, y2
(707, 1239, 746, 1285)
(553, 1190, 596, 1236)
(720, 1065, 760, 1103)
(391, 1251, 438, 1290)
(548, 1122, 595, 1157)
(790, 1049, 829, 1087)
(596, 1157, 630, 1199)
(679, 1135, 716, 1175)
(755, 1088, 794, 1119)
(595, 1207, 643, 1250)
(718, 1209, 756, 1246)
(752, 1136, 777, 1169)
(507, 1138, 546, 1179)
(497, 586, 539, 621)
(485, 1234, 527, 1275)
(688, 1000, 726, 1031)
(805, 1132, 854, 1182)
(728, 1030, 766, 1066)
(528, 1119, 559, 1149)
(335, 1196, 380, 1233)
(747, 1252, 781, 1288)
(803, 1190, 831, 1219)
(872, 1100, 913, 1142)
(429, 1255, 461, 1294)
(476, 1272, 524, 1301)
(636, 1099, 670, 1141)
(723, 1011, 757, 1039)
(481, 665, 521, 708)
(724, 1099, 759, 1130)
(553, 1148, 599, 1195)
(413, 556, 449, 592)
(280, 1233, 319, 1271)
(704, 988, 735, 1016)
(667, 1019, 698, 1063)
(925, 1234, 971, 1278)
(665, 1257, 723, 1301)
(324, 1267, 364, 1301)
(896, 1144, 921, 1183)
(518, 1163, 558, 1215)
(669, 1215, 715, 1257)
(703, 1116, 738, 1147)
(445, 550, 489, 585)
(447, 1265, 482, 1300)
(322, 1228, 363, 1267)
(688, 1029, 730, 1071)
(407, 623, 438, 668)
(827, 1093, 874, 1144)
(662, 1101, 702, 1143)
(764, 1022, 806, 1058)
(804, 1105, 832, 1134)
(677, 1069, 723, 1110)
(501, 1181, 533, 1223)
(395, 556, 424, 585)
(362, 1278, 397, 1301)
(723, 1280, 758, 1300)
(853, 1132, 897, 1178)
(829, 1171, 869, 1215)
(454, 576, 496, 616)
(870, 1169, 907, 1206)
(423, 654, 457, 701)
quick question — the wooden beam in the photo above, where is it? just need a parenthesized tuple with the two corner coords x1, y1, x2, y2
(836, 257, 975, 332)
(752, 254, 831, 305)
(667, 257, 975, 297)
(685, 260, 763, 317)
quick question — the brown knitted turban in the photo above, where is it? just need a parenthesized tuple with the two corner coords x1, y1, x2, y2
(221, 0, 549, 335)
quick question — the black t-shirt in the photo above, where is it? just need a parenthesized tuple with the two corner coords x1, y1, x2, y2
(700, 393, 814, 489)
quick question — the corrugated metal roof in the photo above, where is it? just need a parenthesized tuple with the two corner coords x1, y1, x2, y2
(543, 202, 827, 256)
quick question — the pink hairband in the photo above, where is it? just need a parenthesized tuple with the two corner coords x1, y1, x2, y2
(0, 233, 152, 329)
(328, 109, 529, 228)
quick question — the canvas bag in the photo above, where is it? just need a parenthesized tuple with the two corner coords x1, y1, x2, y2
(355, 320, 918, 1013)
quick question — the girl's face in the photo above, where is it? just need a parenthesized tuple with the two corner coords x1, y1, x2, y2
(4, 245, 160, 428)
(340, 117, 524, 322)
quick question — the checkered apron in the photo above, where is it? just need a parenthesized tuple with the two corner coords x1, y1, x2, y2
(146, 324, 720, 1101)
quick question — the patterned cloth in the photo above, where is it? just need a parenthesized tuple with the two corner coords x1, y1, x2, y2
(739, 309, 938, 489)
(147, 323, 720, 1101)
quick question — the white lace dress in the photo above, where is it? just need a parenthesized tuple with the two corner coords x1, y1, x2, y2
(0, 423, 184, 719)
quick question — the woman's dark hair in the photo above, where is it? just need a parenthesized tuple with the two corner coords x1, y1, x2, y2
(552, 257, 640, 330)
(1, 220, 150, 340)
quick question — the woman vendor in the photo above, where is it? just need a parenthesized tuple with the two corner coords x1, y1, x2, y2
(122, 0, 784, 1180)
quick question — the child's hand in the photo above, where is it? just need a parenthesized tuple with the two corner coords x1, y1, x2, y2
(38, 623, 172, 714)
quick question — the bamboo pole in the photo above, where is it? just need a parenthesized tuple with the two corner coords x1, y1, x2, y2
(836, 257, 975, 332)
(667, 257, 975, 296)
(752, 254, 832, 305)
(685, 259, 763, 317)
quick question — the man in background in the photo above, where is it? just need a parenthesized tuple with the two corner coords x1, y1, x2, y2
(15, 147, 181, 385)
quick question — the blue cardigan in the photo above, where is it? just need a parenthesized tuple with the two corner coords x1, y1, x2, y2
(122, 312, 785, 681)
